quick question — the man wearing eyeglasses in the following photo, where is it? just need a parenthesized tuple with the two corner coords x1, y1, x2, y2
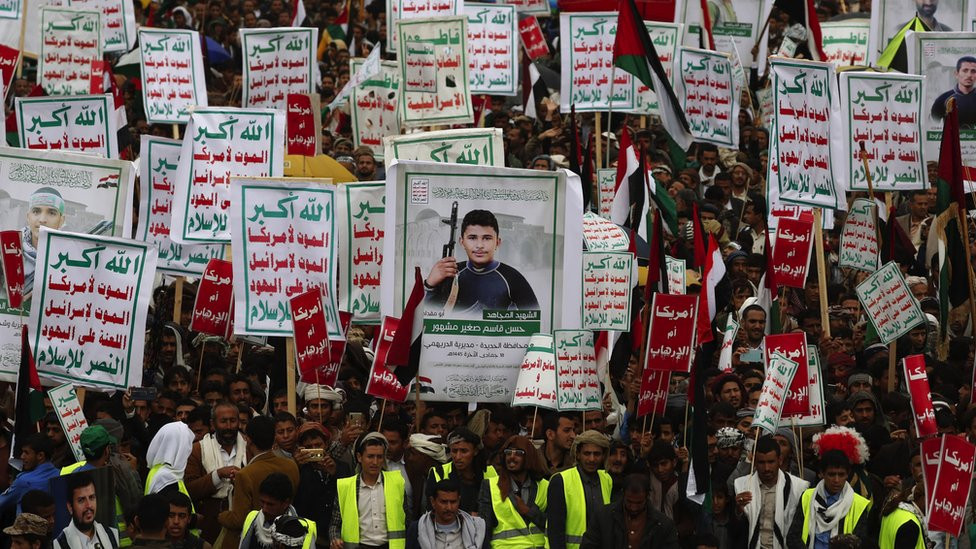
(54, 472, 119, 549)
(478, 436, 549, 548)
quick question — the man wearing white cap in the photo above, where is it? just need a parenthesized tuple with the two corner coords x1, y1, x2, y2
(302, 384, 363, 467)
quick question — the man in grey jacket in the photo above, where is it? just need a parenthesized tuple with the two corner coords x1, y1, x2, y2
(406, 480, 485, 549)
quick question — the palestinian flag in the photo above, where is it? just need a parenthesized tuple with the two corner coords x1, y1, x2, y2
(613, 0, 693, 150)
(649, 177, 679, 237)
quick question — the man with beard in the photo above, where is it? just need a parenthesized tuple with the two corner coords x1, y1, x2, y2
(581, 474, 679, 549)
(54, 472, 120, 549)
(546, 431, 613, 549)
(185, 402, 248, 544)
(478, 436, 548, 547)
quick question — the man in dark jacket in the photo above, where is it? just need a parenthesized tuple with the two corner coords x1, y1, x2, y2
(581, 474, 680, 549)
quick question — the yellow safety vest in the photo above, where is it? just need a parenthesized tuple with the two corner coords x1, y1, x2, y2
(337, 471, 406, 549)
(799, 488, 871, 544)
(432, 462, 498, 482)
(62, 461, 132, 548)
(546, 468, 612, 549)
(489, 477, 549, 548)
(243, 511, 317, 549)
(145, 462, 199, 538)
(880, 508, 926, 549)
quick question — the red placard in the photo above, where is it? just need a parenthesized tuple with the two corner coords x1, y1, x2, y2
(0, 231, 24, 309)
(644, 294, 698, 372)
(928, 435, 976, 535)
(366, 316, 409, 402)
(637, 368, 669, 417)
(518, 16, 549, 61)
(290, 289, 336, 385)
(903, 354, 937, 438)
(286, 93, 317, 156)
(766, 333, 810, 418)
(189, 259, 234, 337)
(771, 217, 814, 288)
(920, 436, 941, 510)
(320, 310, 353, 384)
(0, 44, 19, 92)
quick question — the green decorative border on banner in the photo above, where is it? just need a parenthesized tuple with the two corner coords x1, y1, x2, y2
(239, 183, 337, 335)
(138, 29, 204, 124)
(771, 59, 840, 211)
(344, 182, 384, 325)
(396, 17, 473, 124)
(241, 28, 317, 107)
(16, 95, 114, 157)
(843, 72, 924, 191)
(33, 233, 149, 390)
(180, 109, 278, 243)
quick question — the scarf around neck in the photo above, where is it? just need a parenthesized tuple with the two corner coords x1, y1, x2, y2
(807, 481, 855, 548)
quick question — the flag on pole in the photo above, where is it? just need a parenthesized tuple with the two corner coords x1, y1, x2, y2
(326, 45, 381, 112)
(610, 130, 644, 230)
(389, 267, 425, 387)
(612, 0, 694, 150)
(523, 60, 549, 120)
(292, 0, 307, 25)
(697, 234, 725, 345)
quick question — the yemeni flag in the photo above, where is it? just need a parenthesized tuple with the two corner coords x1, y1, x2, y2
(522, 59, 550, 120)
(610, 130, 646, 231)
(292, 0, 308, 25)
(613, 0, 694, 150)
(696, 234, 725, 345)
(582, 132, 595, 213)
(389, 267, 425, 387)
(568, 105, 593, 211)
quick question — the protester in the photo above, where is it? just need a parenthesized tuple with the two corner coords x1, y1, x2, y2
(580, 474, 679, 549)
(0, 434, 59, 514)
(5, 513, 50, 549)
(405, 479, 485, 549)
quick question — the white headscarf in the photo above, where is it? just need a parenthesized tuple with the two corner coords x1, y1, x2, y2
(146, 422, 195, 494)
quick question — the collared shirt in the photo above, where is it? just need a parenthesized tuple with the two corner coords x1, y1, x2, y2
(580, 470, 604, 523)
(54, 520, 119, 549)
(210, 443, 239, 487)
(759, 482, 776, 549)
(432, 519, 464, 549)
(359, 474, 388, 546)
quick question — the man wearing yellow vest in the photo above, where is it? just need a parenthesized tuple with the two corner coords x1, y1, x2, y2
(478, 435, 548, 548)
(545, 430, 612, 549)
(239, 473, 315, 549)
(329, 432, 412, 549)
(424, 428, 493, 515)
(786, 450, 870, 549)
